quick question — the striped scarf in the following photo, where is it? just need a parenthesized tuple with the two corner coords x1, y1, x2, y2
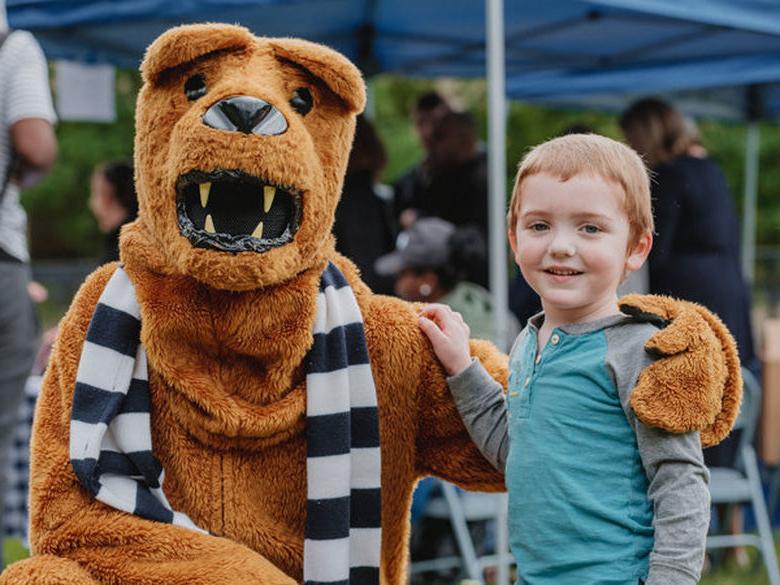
(69, 263, 382, 584)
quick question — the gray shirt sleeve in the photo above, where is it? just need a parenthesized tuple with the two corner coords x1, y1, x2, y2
(606, 322, 711, 585)
(447, 358, 508, 472)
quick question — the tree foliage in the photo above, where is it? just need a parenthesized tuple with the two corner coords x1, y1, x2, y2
(25, 69, 139, 258)
(22, 71, 780, 260)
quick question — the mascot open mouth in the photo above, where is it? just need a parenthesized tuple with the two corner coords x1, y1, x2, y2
(176, 170, 301, 253)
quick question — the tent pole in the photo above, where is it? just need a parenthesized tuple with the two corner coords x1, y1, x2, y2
(487, 0, 510, 583)
(742, 122, 759, 283)
(486, 0, 508, 350)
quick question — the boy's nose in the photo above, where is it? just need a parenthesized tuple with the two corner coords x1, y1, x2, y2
(549, 236, 576, 257)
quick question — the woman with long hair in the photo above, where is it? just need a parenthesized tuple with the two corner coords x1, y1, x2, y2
(620, 98, 758, 490)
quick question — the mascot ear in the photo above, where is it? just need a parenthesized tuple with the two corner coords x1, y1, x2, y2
(141, 23, 254, 84)
(268, 38, 367, 114)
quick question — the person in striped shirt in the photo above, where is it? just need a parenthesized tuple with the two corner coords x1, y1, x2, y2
(0, 15, 57, 568)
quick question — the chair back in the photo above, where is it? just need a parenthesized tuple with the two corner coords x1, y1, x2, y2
(734, 367, 761, 457)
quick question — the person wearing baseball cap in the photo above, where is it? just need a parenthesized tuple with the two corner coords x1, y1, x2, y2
(375, 217, 516, 345)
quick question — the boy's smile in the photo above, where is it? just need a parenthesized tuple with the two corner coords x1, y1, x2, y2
(544, 266, 583, 283)
(509, 172, 650, 328)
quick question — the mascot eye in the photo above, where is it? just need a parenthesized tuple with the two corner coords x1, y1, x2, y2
(290, 88, 313, 116)
(184, 74, 207, 101)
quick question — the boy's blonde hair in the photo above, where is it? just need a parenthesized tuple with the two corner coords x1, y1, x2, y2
(507, 133, 654, 248)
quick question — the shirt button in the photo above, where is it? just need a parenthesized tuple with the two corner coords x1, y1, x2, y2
(551, 334, 560, 345)
(524, 377, 530, 387)
(535, 355, 541, 364)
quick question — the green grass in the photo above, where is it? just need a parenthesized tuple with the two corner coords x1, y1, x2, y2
(2, 533, 776, 583)
(702, 564, 771, 584)
(3, 538, 29, 566)
(701, 546, 775, 585)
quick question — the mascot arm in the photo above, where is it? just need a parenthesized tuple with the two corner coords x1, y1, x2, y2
(619, 294, 742, 447)
(415, 338, 507, 492)
(6, 265, 295, 585)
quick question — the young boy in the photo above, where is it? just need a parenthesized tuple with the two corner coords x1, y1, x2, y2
(418, 133, 710, 585)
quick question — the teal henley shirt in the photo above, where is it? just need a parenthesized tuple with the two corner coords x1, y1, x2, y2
(448, 313, 710, 585)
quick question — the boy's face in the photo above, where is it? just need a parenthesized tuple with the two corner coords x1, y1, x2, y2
(509, 172, 651, 324)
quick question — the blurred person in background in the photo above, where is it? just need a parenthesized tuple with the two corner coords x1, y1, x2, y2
(619, 97, 758, 379)
(0, 13, 57, 567)
(621, 98, 758, 566)
(393, 91, 452, 231)
(32, 160, 138, 373)
(419, 111, 488, 237)
(89, 160, 138, 265)
(375, 216, 517, 346)
(394, 111, 490, 286)
(683, 115, 709, 159)
(333, 115, 395, 294)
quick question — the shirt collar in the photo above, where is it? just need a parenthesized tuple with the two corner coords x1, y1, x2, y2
(527, 311, 634, 336)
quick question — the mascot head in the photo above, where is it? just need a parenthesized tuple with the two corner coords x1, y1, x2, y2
(128, 23, 365, 290)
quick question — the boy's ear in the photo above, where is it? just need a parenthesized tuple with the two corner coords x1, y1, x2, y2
(625, 231, 652, 273)
(508, 227, 519, 258)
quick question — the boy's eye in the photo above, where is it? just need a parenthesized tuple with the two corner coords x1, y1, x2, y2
(582, 224, 601, 234)
(529, 222, 548, 231)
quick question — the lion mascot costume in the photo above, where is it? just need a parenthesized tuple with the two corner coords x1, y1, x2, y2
(1, 24, 740, 584)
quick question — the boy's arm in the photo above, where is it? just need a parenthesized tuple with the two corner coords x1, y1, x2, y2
(413, 337, 507, 491)
(447, 358, 508, 472)
(610, 321, 710, 585)
(629, 414, 710, 585)
(412, 302, 505, 489)
(417, 303, 509, 472)
(612, 295, 744, 584)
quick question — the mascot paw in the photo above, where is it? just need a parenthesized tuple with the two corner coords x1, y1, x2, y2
(619, 294, 742, 447)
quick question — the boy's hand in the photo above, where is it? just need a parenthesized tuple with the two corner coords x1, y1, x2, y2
(418, 304, 472, 376)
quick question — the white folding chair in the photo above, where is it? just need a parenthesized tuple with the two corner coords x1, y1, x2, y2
(707, 367, 780, 585)
(409, 480, 512, 583)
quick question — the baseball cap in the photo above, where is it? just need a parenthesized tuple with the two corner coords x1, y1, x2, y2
(374, 217, 455, 276)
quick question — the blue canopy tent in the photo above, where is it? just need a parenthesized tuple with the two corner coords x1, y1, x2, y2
(10, 0, 780, 336)
(10, 0, 780, 78)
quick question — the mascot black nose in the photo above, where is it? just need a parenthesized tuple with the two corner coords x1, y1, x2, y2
(202, 96, 288, 136)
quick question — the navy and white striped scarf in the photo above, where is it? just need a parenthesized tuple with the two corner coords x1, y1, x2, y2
(69, 263, 382, 584)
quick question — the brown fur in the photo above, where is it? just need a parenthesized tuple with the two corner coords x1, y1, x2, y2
(620, 294, 742, 448)
(1, 23, 736, 584)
